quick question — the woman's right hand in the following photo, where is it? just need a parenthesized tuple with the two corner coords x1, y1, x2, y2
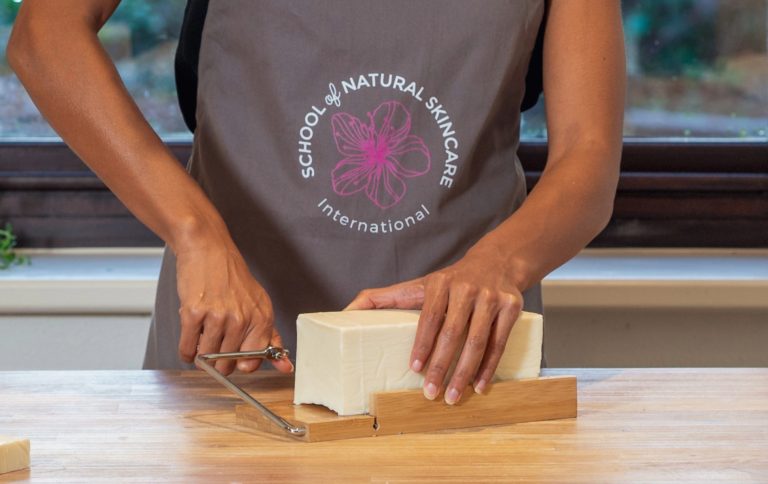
(174, 235, 293, 376)
(7, 1, 292, 375)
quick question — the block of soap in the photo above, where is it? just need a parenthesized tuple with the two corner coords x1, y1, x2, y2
(0, 436, 30, 475)
(293, 309, 543, 415)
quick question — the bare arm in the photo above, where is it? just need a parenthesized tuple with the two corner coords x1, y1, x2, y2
(7, 0, 220, 249)
(346, 0, 625, 403)
(7, 0, 292, 374)
(486, 0, 626, 287)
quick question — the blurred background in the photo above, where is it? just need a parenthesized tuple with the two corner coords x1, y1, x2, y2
(1, 0, 765, 139)
(0, 0, 766, 371)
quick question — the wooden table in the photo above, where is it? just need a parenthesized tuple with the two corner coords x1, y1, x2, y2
(1, 369, 766, 483)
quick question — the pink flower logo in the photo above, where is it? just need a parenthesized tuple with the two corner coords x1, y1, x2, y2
(330, 101, 431, 209)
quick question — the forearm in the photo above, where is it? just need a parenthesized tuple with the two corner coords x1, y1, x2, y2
(470, 143, 620, 292)
(471, 0, 625, 292)
(7, 4, 228, 253)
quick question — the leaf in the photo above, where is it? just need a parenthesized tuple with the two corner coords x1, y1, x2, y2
(0, 222, 30, 270)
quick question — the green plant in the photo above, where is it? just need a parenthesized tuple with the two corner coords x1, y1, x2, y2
(0, 222, 29, 269)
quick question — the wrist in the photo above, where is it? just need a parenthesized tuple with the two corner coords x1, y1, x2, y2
(168, 212, 233, 256)
(466, 237, 536, 291)
(502, 253, 535, 291)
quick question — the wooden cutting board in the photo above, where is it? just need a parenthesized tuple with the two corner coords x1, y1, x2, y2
(236, 375, 577, 442)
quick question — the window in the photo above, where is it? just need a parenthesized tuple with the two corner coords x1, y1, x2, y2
(3, 1, 765, 141)
(622, 0, 766, 139)
(0, 0, 189, 139)
(1, 0, 766, 248)
(522, 0, 767, 247)
(523, 0, 768, 139)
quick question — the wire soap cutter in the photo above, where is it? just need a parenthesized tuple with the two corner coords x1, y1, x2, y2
(197, 346, 577, 443)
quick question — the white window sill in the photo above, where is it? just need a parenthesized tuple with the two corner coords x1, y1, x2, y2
(544, 249, 768, 310)
(1, 248, 162, 314)
(1, 248, 767, 314)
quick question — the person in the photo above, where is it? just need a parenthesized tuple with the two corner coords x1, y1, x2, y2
(7, 0, 624, 406)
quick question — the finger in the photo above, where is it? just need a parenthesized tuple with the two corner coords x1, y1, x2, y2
(214, 312, 248, 375)
(178, 305, 204, 363)
(444, 289, 499, 405)
(422, 282, 475, 401)
(268, 328, 294, 373)
(196, 310, 226, 364)
(410, 273, 449, 373)
(236, 309, 272, 373)
(473, 294, 522, 394)
(344, 278, 425, 310)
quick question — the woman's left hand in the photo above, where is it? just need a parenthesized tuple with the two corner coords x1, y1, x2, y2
(344, 243, 524, 405)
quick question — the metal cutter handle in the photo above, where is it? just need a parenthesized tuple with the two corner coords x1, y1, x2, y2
(195, 347, 307, 437)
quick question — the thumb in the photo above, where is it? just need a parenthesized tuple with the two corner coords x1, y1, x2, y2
(344, 278, 425, 310)
(269, 328, 294, 373)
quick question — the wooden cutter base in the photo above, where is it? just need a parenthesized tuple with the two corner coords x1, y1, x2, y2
(236, 375, 577, 442)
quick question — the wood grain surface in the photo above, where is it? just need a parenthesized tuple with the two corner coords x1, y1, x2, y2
(236, 376, 576, 442)
(370, 375, 576, 437)
(0, 369, 767, 483)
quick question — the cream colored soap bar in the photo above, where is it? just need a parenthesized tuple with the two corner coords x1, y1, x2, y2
(0, 436, 30, 475)
(293, 309, 543, 415)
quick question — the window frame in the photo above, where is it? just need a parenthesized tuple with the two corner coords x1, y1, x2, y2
(0, 139, 766, 248)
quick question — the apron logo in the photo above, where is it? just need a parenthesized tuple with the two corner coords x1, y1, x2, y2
(324, 83, 341, 107)
(331, 101, 431, 209)
(297, 72, 461, 235)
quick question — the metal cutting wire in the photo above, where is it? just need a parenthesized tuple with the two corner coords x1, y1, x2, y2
(195, 346, 307, 437)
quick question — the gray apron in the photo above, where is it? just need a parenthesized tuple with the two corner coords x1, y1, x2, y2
(144, 0, 546, 369)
